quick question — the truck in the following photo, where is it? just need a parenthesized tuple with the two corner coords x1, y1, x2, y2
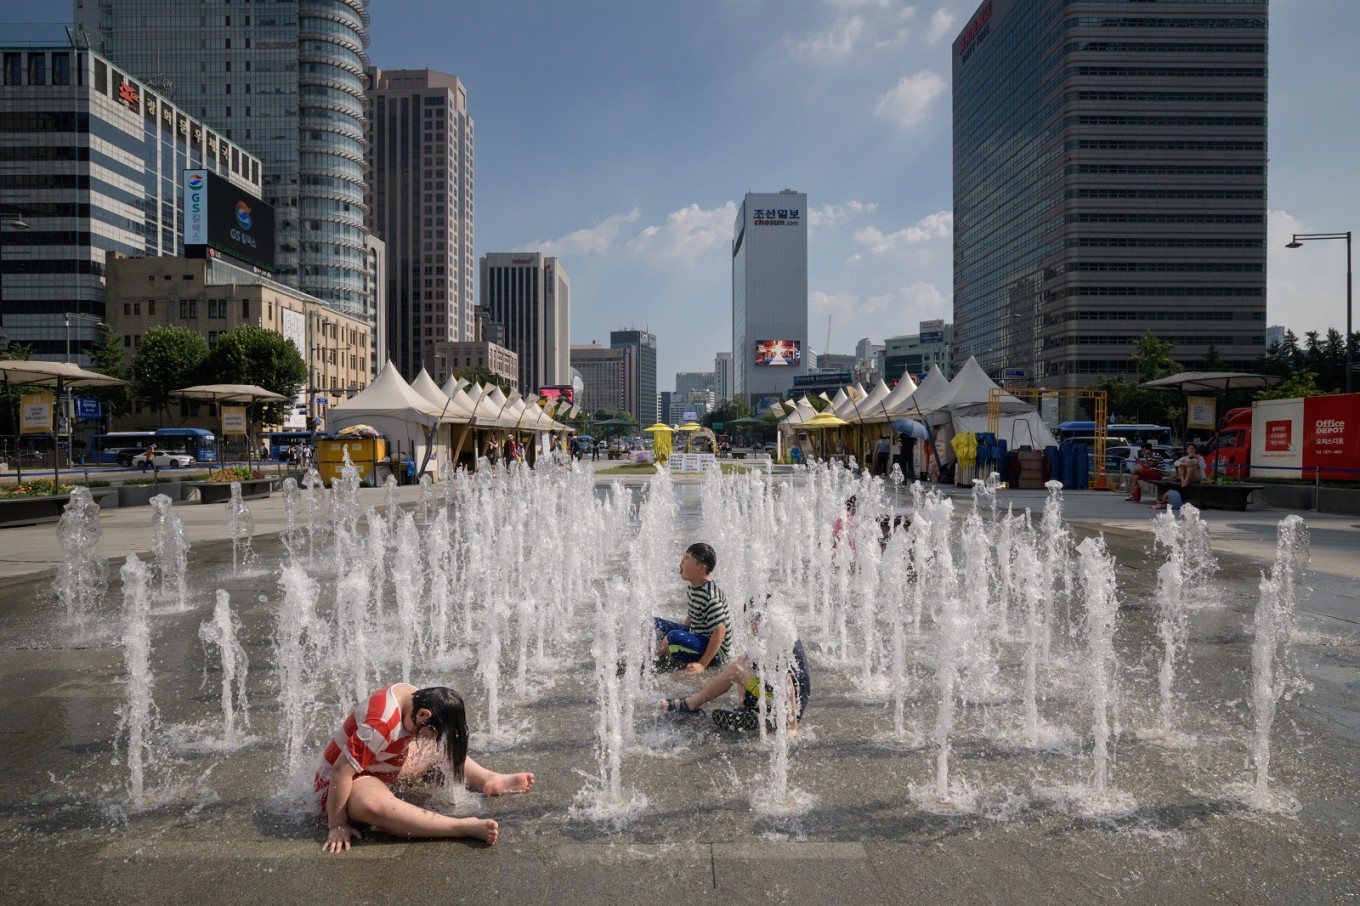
(1203, 393, 1360, 482)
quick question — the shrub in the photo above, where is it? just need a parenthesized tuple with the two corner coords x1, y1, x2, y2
(207, 466, 264, 482)
(123, 476, 174, 487)
(0, 479, 74, 498)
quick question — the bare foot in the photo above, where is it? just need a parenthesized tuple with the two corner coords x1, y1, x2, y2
(482, 771, 534, 796)
(458, 818, 498, 844)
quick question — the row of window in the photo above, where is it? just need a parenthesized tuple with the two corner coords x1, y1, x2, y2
(1049, 309, 1259, 322)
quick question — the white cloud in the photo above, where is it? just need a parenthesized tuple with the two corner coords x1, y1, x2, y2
(873, 70, 946, 126)
(790, 15, 866, 63)
(808, 200, 879, 231)
(809, 282, 949, 349)
(627, 201, 738, 262)
(925, 7, 957, 45)
(527, 208, 641, 257)
(853, 210, 953, 254)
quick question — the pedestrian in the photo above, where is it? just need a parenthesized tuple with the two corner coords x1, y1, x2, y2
(874, 434, 891, 475)
(141, 441, 156, 472)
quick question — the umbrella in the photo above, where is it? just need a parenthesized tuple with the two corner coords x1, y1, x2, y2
(677, 421, 702, 431)
(0, 360, 127, 484)
(1137, 372, 1283, 394)
(173, 383, 289, 465)
(890, 417, 931, 440)
(803, 412, 849, 427)
(641, 423, 673, 433)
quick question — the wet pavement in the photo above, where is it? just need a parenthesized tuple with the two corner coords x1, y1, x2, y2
(0, 468, 1357, 905)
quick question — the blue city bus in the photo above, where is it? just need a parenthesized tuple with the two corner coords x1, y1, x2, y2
(90, 428, 218, 464)
(1056, 422, 1172, 445)
(90, 431, 156, 464)
(264, 430, 314, 461)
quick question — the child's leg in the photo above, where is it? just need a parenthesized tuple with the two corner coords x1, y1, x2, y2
(663, 628, 710, 664)
(463, 755, 534, 796)
(677, 660, 753, 710)
(345, 776, 498, 843)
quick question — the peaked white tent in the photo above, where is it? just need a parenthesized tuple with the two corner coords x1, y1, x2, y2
(920, 357, 1055, 482)
(327, 361, 448, 477)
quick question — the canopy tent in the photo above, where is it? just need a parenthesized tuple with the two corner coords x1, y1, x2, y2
(173, 383, 288, 466)
(0, 360, 127, 482)
(883, 365, 949, 419)
(327, 361, 448, 475)
(1138, 371, 1283, 394)
(917, 357, 1056, 478)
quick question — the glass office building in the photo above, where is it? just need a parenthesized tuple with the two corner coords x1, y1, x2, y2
(73, 0, 374, 319)
(610, 328, 657, 425)
(478, 252, 571, 393)
(732, 190, 808, 409)
(0, 43, 259, 361)
(951, 0, 1268, 393)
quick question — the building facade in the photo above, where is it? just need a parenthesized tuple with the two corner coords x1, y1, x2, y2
(74, 0, 378, 322)
(570, 342, 633, 417)
(103, 254, 371, 431)
(421, 338, 517, 390)
(951, 0, 1267, 392)
(884, 321, 954, 385)
(732, 190, 808, 406)
(609, 328, 657, 425)
(479, 252, 570, 393)
(714, 351, 732, 402)
(367, 68, 475, 378)
(0, 43, 260, 362)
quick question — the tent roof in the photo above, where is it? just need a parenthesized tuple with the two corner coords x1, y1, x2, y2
(328, 361, 444, 425)
(925, 357, 1040, 417)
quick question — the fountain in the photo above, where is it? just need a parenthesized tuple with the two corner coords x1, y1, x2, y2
(116, 553, 157, 807)
(55, 486, 108, 637)
(225, 483, 255, 573)
(198, 589, 251, 747)
(149, 494, 190, 610)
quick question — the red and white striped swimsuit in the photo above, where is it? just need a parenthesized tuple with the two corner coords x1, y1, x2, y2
(314, 683, 414, 811)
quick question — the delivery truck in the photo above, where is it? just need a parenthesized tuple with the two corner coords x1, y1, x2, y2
(1203, 393, 1360, 481)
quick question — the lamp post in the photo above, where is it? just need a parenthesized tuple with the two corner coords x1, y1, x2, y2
(1286, 231, 1353, 393)
(0, 211, 30, 353)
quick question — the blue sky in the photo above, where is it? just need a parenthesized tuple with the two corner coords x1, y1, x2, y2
(7, 2, 1355, 388)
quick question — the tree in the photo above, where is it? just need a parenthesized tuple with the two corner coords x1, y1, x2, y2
(131, 326, 210, 422)
(1087, 332, 1184, 428)
(1255, 370, 1334, 401)
(1201, 343, 1228, 372)
(1131, 331, 1181, 382)
(204, 325, 308, 425)
(85, 325, 132, 420)
(702, 397, 752, 430)
(452, 365, 513, 395)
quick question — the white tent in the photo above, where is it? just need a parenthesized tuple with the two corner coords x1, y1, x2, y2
(327, 361, 448, 475)
(920, 357, 1056, 482)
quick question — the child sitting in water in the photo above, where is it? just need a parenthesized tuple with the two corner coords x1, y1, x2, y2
(652, 542, 732, 675)
(315, 683, 534, 853)
(660, 600, 810, 738)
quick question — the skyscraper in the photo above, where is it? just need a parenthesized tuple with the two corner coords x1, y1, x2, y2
(609, 328, 657, 425)
(714, 351, 732, 402)
(367, 68, 475, 378)
(732, 190, 808, 408)
(479, 252, 570, 393)
(0, 43, 260, 361)
(951, 0, 1267, 394)
(74, 0, 377, 322)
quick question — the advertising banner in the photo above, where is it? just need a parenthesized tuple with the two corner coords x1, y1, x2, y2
(1250, 397, 1303, 479)
(20, 393, 53, 434)
(1302, 395, 1360, 481)
(668, 452, 717, 474)
(1187, 396, 1217, 431)
(183, 169, 276, 272)
(754, 339, 801, 366)
(221, 406, 247, 436)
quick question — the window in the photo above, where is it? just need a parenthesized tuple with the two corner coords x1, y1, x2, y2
(4, 54, 22, 86)
(124, 303, 131, 315)
(148, 301, 155, 316)
(242, 299, 250, 318)
(124, 335, 132, 347)
(180, 301, 189, 319)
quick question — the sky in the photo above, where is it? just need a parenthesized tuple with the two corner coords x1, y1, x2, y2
(6, 1, 1357, 388)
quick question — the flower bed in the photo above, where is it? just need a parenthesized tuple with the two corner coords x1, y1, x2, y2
(186, 469, 277, 504)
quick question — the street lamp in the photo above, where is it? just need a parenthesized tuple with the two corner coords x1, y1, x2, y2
(0, 211, 30, 352)
(1286, 231, 1353, 393)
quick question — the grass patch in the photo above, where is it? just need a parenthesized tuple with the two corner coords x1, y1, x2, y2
(595, 462, 658, 475)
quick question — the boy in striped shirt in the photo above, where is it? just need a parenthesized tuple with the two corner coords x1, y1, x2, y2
(653, 541, 731, 675)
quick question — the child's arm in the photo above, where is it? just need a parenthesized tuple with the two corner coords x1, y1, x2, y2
(683, 622, 726, 675)
(786, 674, 799, 737)
(323, 762, 363, 853)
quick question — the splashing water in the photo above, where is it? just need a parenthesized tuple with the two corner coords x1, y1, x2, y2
(1075, 536, 1130, 812)
(226, 483, 255, 573)
(149, 494, 190, 610)
(117, 554, 158, 807)
(55, 487, 108, 638)
(198, 589, 250, 747)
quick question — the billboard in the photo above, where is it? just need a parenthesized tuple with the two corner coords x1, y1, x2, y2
(539, 385, 575, 405)
(754, 339, 801, 366)
(183, 169, 276, 272)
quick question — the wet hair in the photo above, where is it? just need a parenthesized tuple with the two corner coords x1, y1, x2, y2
(845, 495, 858, 511)
(686, 541, 717, 574)
(411, 687, 469, 781)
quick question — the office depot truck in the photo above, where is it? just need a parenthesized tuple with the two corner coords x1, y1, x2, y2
(1204, 393, 1360, 481)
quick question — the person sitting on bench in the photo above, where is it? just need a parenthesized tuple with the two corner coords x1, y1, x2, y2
(1174, 443, 1206, 487)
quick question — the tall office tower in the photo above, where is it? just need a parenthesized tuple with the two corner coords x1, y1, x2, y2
(367, 68, 475, 378)
(73, 0, 376, 321)
(479, 252, 570, 393)
(569, 342, 634, 416)
(951, 0, 1267, 395)
(609, 328, 657, 425)
(714, 351, 732, 402)
(732, 191, 808, 408)
(0, 44, 260, 362)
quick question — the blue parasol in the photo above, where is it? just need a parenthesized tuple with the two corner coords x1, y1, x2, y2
(890, 417, 931, 440)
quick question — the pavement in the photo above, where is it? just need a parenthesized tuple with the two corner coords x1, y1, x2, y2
(0, 465, 1357, 905)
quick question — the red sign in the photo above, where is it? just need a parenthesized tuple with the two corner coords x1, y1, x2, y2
(1303, 395, 1359, 480)
(1264, 419, 1292, 453)
(118, 81, 140, 110)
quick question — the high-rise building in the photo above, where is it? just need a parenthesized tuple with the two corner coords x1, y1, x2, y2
(367, 68, 475, 378)
(74, 0, 377, 323)
(570, 342, 633, 416)
(884, 321, 954, 384)
(732, 190, 808, 407)
(479, 252, 570, 393)
(610, 329, 657, 425)
(0, 43, 260, 362)
(714, 352, 732, 402)
(951, 0, 1267, 394)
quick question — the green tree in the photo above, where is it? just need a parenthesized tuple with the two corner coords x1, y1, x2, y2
(702, 397, 753, 430)
(85, 325, 132, 420)
(204, 325, 307, 425)
(1201, 343, 1227, 372)
(453, 365, 513, 395)
(1255, 370, 1334, 401)
(1131, 331, 1181, 382)
(131, 326, 210, 422)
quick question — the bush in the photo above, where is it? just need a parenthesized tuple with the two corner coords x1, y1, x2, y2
(0, 479, 75, 498)
(207, 466, 264, 482)
(123, 476, 175, 487)
(75, 480, 112, 488)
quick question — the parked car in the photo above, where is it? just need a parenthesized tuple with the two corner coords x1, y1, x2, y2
(114, 447, 146, 467)
(131, 449, 196, 468)
(1091, 444, 1175, 479)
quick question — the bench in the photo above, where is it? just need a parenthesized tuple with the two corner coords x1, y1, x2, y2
(1147, 479, 1262, 511)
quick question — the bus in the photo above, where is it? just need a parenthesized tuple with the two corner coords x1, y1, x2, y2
(90, 428, 219, 464)
(263, 430, 314, 461)
(1056, 422, 1172, 446)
